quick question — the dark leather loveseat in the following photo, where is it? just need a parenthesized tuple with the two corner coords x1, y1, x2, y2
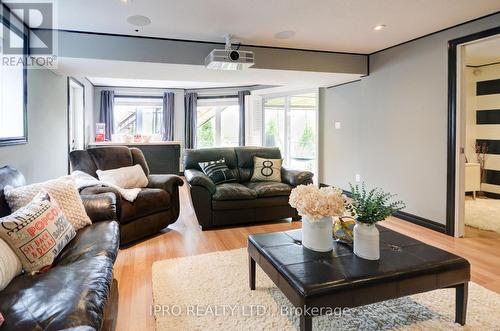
(0, 165, 119, 330)
(70, 146, 184, 245)
(184, 147, 313, 229)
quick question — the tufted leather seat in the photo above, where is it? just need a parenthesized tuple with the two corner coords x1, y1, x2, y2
(0, 165, 120, 331)
(212, 183, 257, 201)
(184, 147, 314, 229)
(70, 146, 183, 245)
(243, 181, 293, 198)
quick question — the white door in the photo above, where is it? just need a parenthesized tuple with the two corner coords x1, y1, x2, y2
(68, 78, 85, 153)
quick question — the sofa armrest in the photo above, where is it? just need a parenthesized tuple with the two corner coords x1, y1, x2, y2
(147, 174, 184, 194)
(281, 168, 314, 186)
(184, 169, 216, 194)
(81, 192, 118, 223)
(80, 186, 122, 221)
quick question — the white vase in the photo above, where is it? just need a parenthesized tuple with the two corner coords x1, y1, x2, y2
(353, 222, 380, 260)
(302, 216, 333, 252)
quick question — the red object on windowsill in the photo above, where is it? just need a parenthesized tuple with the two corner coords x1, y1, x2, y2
(0, 312, 5, 326)
(95, 133, 105, 142)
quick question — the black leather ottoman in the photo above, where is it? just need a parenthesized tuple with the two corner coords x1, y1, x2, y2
(248, 226, 470, 331)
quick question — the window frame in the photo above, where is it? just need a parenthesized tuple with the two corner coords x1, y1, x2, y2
(0, 5, 29, 147)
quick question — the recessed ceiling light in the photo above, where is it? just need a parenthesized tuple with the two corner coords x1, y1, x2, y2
(373, 24, 386, 31)
(126, 15, 152, 27)
(274, 30, 296, 39)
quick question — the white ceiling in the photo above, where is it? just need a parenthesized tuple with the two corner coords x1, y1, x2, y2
(465, 35, 500, 66)
(40, 0, 500, 53)
(55, 57, 362, 89)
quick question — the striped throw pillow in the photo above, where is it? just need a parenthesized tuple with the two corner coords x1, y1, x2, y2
(199, 159, 237, 185)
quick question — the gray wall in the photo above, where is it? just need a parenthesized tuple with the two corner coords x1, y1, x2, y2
(0, 69, 68, 183)
(319, 13, 500, 224)
(52, 30, 368, 75)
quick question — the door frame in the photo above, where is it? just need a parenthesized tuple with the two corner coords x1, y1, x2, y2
(67, 77, 86, 173)
(447, 26, 500, 237)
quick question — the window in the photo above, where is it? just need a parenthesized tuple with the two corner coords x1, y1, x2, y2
(0, 11, 27, 146)
(196, 97, 239, 148)
(113, 97, 163, 136)
(263, 92, 318, 173)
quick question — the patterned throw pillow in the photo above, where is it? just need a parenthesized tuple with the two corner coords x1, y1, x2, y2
(4, 176, 92, 231)
(0, 191, 76, 273)
(250, 157, 282, 182)
(198, 159, 237, 185)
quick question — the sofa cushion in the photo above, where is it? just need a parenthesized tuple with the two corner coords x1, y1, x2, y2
(234, 147, 282, 182)
(0, 221, 119, 331)
(198, 159, 237, 185)
(250, 157, 283, 182)
(88, 146, 133, 171)
(120, 188, 170, 223)
(4, 176, 92, 231)
(56, 221, 119, 266)
(184, 147, 238, 173)
(212, 195, 290, 210)
(0, 192, 76, 273)
(244, 181, 292, 197)
(212, 183, 257, 201)
(96, 164, 149, 189)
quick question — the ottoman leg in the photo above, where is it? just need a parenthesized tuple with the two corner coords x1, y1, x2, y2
(455, 282, 468, 325)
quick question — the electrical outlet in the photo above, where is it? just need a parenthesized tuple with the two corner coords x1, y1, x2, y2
(334, 122, 341, 129)
(355, 174, 361, 182)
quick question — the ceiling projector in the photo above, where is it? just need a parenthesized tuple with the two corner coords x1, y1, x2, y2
(205, 34, 255, 70)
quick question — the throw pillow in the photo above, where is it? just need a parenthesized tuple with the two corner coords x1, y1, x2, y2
(96, 164, 148, 189)
(0, 191, 76, 273)
(0, 238, 22, 291)
(250, 156, 282, 182)
(4, 176, 92, 231)
(198, 159, 237, 185)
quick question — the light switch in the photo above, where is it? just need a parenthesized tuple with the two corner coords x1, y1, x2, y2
(334, 122, 341, 129)
(355, 174, 361, 182)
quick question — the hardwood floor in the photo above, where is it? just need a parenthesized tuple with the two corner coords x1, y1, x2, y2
(110, 182, 500, 331)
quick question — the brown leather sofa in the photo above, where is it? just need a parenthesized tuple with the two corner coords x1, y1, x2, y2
(184, 147, 313, 229)
(70, 146, 184, 245)
(0, 165, 119, 330)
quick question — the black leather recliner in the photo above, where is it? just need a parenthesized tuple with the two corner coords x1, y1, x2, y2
(69, 146, 184, 245)
(184, 147, 314, 229)
(0, 165, 119, 330)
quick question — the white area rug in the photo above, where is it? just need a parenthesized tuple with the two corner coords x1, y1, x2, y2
(465, 198, 500, 233)
(152, 249, 500, 331)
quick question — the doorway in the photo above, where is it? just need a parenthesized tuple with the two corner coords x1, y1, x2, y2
(67, 77, 85, 172)
(262, 91, 319, 176)
(448, 27, 500, 237)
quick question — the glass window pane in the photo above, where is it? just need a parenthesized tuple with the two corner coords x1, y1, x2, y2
(0, 29, 25, 140)
(197, 107, 216, 148)
(196, 97, 239, 148)
(290, 93, 317, 172)
(113, 97, 163, 137)
(263, 97, 285, 155)
(220, 105, 239, 146)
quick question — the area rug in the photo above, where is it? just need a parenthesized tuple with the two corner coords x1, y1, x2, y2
(152, 249, 500, 330)
(465, 198, 500, 233)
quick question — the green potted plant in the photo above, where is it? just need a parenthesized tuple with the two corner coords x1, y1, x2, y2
(346, 183, 405, 260)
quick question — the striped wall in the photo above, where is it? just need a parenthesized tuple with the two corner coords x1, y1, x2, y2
(473, 64, 500, 195)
